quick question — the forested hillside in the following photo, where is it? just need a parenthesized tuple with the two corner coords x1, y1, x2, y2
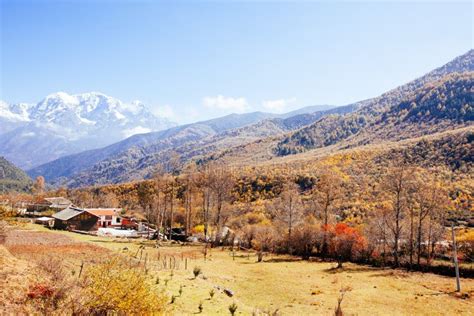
(29, 106, 343, 187)
(27, 50, 474, 188)
(276, 72, 473, 156)
(0, 156, 32, 192)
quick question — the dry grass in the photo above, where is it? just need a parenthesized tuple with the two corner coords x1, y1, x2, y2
(2, 224, 474, 315)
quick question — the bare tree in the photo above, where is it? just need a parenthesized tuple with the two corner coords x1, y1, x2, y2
(383, 164, 414, 267)
(208, 166, 234, 239)
(272, 182, 303, 254)
(311, 169, 343, 256)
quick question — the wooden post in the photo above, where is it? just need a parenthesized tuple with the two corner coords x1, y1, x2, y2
(78, 261, 84, 278)
(144, 253, 148, 272)
(185, 258, 188, 270)
(451, 223, 461, 292)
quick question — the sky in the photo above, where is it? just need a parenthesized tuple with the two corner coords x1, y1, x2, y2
(1, 0, 472, 124)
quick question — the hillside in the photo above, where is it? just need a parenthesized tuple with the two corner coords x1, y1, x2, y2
(28, 106, 340, 187)
(28, 50, 474, 188)
(276, 72, 473, 155)
(0, 156, 32, 192)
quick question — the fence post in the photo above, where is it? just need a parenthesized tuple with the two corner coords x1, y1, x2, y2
(451, 223, 461, 292)
(78, 261, 84, 278)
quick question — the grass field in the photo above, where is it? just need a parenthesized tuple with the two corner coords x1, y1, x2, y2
(2, 223, 474, 315)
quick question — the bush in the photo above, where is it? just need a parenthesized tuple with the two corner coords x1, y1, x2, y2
(229, 302, 238, 315)
(82, 257, 167, 314)
(193, 266, 202, 278)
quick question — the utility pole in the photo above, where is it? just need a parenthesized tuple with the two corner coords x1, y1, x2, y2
(451, 222, 461, 292)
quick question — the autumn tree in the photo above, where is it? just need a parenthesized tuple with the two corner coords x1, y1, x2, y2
(162, 174, 178, 240)
(326, 223, 365, 268)
(383, 164, 414, 267)
(272, 182, 303, 254)
(208, 166, 235, 244)
(33, 176, 46, 194)
(195, 165, 212, 241)
(252, 225, 276, 262)
(310, 169, 343, 255)
(137, 181, 156, 238)
(291, 220, 320, 260)
(412, 171, 448, 265)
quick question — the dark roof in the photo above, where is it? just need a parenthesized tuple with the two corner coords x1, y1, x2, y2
(52, 206, 97, 221)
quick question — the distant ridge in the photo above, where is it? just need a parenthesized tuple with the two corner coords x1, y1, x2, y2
(29, 50, 474, 188)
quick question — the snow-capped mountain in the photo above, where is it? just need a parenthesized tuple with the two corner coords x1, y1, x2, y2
(0, 92, 176, 169)
(0, 101, 32, 134)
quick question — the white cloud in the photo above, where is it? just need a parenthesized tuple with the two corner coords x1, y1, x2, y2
(203, 95, 249, 113)
(122, 126, 152, 138)
(152, 104, 175, 120)
(262, 97, 297, 113)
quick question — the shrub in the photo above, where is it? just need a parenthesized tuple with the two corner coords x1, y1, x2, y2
(81, 257, 167, 314)
(198, 301, 203, 313)
(193, 266, 202, 278)
(229, 302, 238, 315)
(209, 288, 215, 299)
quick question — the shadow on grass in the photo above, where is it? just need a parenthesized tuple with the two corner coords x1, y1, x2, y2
(264, 257, 302, 263)
(323, 264, 378, 274)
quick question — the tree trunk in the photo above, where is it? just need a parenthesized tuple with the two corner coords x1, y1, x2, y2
(417, 215, 423, 266)
(169, 188, 174, 241)
(409, 207, 414, 269)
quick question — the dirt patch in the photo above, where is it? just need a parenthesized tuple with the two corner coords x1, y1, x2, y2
(4, 229, 109, 264)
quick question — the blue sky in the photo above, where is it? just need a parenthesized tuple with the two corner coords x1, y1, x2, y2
(1, 1, 472, 123)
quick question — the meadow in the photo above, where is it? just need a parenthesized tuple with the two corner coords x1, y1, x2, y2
(1, 223, 473, 315)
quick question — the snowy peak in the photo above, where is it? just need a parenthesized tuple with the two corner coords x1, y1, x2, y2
(0, 100, 31, 122)
(0, 92, 177, 169)
(18, 91, 174, 130)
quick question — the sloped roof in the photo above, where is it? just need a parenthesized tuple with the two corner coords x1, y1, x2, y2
(85, 208, 121, 216)
(44, 197, 72, 207)
(52, 206, 97, 221)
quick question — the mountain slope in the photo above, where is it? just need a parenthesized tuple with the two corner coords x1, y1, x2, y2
(29, 50, 474, 188)
(0, 92, 176, 169)
(27, 112, 277, 182)
(28, 105, 341, 186)
(0, 156, 32, 193)
(276, 72, 473, 155)
(275, 50, 473, 156)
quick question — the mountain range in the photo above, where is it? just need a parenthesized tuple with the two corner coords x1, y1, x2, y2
(6, 50, 474, 189)
(0, 92, 176, 169)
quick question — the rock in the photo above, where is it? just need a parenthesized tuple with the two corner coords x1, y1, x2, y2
(224, 288, 234, 297)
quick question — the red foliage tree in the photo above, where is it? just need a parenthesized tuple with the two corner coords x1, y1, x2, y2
(326, 223, 366, 268)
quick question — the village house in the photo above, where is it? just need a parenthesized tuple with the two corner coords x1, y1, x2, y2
(24, 196, 72, 216)
(85, 208, 122, 228)
(52, 206, 99, 231)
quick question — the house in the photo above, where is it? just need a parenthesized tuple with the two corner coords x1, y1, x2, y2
(52, 206, 99, 231)
(85, 208, 122, 228)
(25, 196, 72, 216)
